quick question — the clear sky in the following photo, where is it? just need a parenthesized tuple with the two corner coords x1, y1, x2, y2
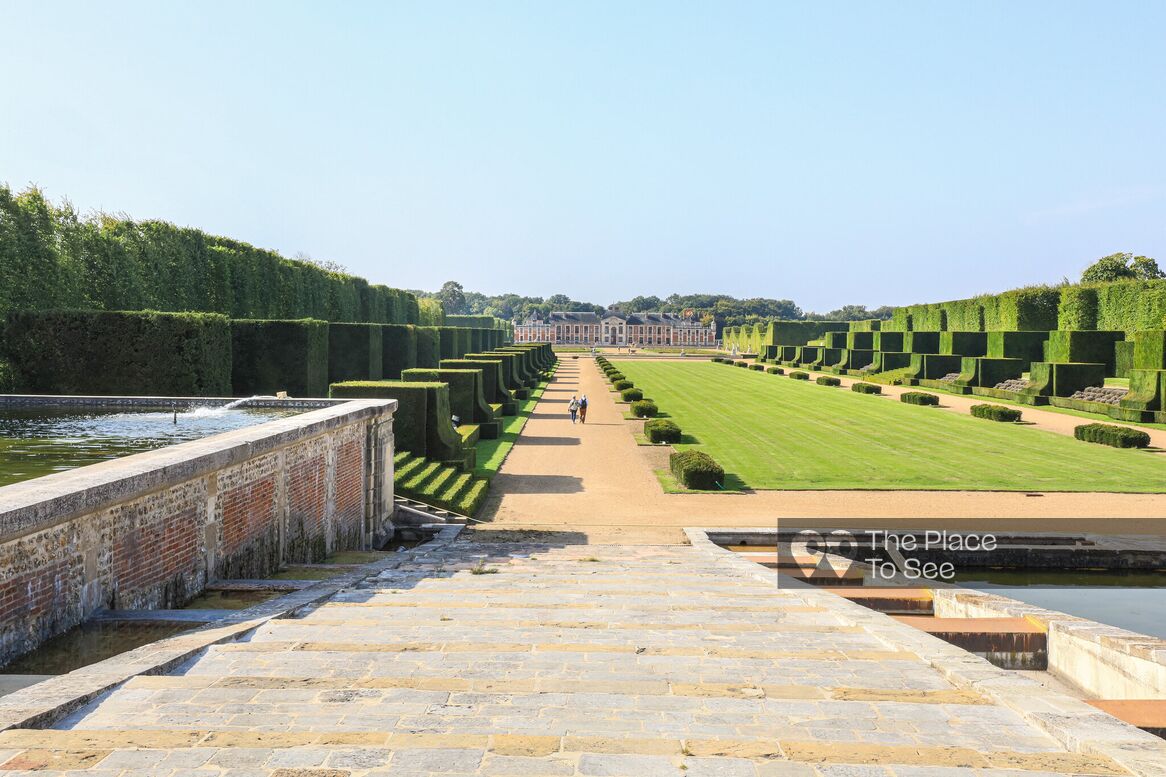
(2, 2, 1163, 312)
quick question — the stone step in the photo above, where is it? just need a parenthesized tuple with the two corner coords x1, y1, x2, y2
(0, 729, 1132, 776)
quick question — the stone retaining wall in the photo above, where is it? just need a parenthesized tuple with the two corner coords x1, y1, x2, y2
(0, 398, 396, 666)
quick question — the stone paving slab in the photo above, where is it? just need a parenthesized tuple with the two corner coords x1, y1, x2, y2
(0, 534, 1161, 776)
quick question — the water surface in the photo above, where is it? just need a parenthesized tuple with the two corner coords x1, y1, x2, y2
(0, 405, 301, 487)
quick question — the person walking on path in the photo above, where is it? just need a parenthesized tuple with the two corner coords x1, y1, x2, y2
(568, 395, 580, 424)
(578, 395, 588, 424)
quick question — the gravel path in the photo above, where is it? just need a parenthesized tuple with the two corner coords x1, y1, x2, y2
(478, 357, 1166, 543)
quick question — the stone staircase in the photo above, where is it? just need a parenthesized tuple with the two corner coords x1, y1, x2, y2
(10, 539, 1159, 776)
(393, 451, 489, 518)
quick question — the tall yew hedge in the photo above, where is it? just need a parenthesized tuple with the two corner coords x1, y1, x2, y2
(0, 184, 417, 324)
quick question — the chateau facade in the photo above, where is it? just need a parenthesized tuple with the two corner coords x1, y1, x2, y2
(514, 310, 717, 346)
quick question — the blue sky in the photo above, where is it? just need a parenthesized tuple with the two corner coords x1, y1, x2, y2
(2, 2, 1163, 312)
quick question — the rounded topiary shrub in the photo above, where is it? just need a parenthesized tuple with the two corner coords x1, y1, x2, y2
(970, 403, 1022, 422)
(749, 363, 765, 371)
(669, 450, 725, 490)
(734, 360, 749, 367)
(816, 376, 841, 386)
(851, 382, 881, 394)
(790, 371, 810, 380)
(766, 366, 784, 374)
(613, 379, 634, 391)
(900, 391, 939, 406)
(620, 387, 644, 402)
(607, 372, 625, 383)
(644, 418, 681, 443)
(1074, 422, 1151, 448)
(630, 399, 658, 417)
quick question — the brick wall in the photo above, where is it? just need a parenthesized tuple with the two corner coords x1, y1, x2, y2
(0, 399, 396, 667)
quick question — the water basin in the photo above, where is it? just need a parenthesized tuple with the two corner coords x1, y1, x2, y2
(0, 404, 302, 487)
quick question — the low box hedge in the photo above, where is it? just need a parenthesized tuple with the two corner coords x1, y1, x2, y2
(851, 382, 881, 394)
(901, 391, 939, 406)
(620, 387, 644, 401)
(669, 450, 724, 490)
(749, 363, 765, 371)
(1074, 423, 1151, 449)
(607, 372, 626, 383)
(765, 366, 784, 374)
(970, 403, 1023, 422)
(734, 360, 749, 367)
(613, 379, 634, 390)
(790, 371, 809, 380)
(644, 418, 681, 443)
(815, 375, 841, 386)
(630, 399, 658, 417)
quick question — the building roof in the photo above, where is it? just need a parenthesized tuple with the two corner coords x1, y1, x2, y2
(518, 310, 706, 325)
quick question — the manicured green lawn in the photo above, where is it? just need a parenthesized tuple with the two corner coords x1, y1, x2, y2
(612, 360, 1166, 492)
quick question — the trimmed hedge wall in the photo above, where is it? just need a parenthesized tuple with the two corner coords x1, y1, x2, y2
(908, 354, 963, 380)
(760, 321, 848, 347)
(815, 375, 841, 386)
(954, 357, 1024, 388)
(1, 310, 231, 396)
(1044, 330, 1124, 375)
(444, 357, 514, 412)
(231, 318, 329, 397)
(415, 326, 441, 368)
(1119, 369, 1166, 413)
(872, 331, 904, 352)
(402, 368, 496, 434)
(1074, 423, 1151, 449)
(630, 399, 658, 417)
(381, 324, 417, 379)
(1133, 331, 1166, 371)
(0, 184, 418, 324)
(824, 331, 849, 349)
(904, 332, 940, 354)
(893, 280, 1166, 335)
(644, 418, 681, 443)
(900, 391, 939, 406)
(330, 380, 467, 464)
(986, 331, 1048, 370)
(1057, 286, 1098, 330)
(845, 331, 874, 350)
(970, 403, 1022, 422)
(939, 331, 987, 357)
(1115, 341, 1136, 379)
(1026, 361, 1106, 397)
(328, 323, 383, 384)
(669, 450, 724, 490)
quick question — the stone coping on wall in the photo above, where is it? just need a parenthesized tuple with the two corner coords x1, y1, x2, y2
(686, 527, 1166, 776)
(0, 398, 397, 542)
(0, 525, 463, 731)
(0, 394, 340, 410)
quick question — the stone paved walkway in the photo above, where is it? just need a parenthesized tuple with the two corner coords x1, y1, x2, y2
(479, 357, 1166, 541)
(2, 534, 1162, 775)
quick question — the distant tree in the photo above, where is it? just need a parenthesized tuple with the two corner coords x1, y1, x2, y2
(293, 251, 349, 275)
(437, 280, 467, 314)
(1081, 253, 1163, 283)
